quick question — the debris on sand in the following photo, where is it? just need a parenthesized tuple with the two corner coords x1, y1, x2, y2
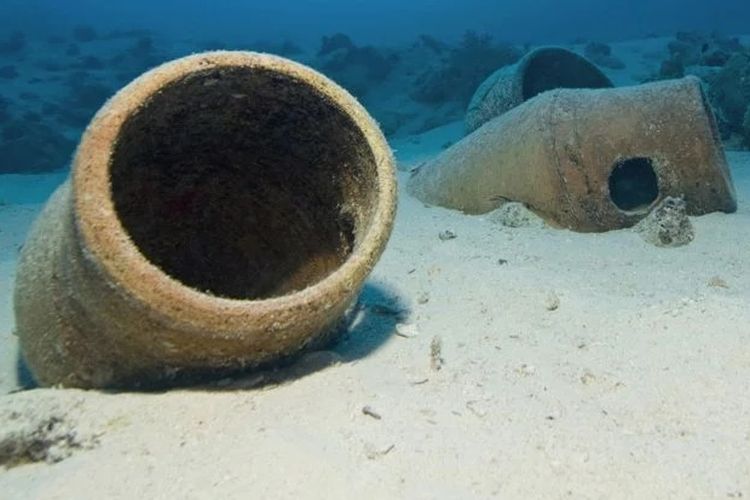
(634, 196, 694, 248)
(430, 336, 444, 371)
(0, 396, 99, 468)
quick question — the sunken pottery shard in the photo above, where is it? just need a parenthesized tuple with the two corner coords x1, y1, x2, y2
(409, 76, 736, 232)
(465, 47, 613, 134)
(14, 51, 397, 388)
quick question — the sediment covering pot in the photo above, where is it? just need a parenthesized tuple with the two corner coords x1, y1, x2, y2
(14, 51, 397, 388)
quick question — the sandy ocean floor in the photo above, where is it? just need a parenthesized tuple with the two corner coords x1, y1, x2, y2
(2, 37, 750, 498)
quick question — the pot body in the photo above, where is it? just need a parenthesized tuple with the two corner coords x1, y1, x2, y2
(465, 47, 614, 134)
(410, 77, 736, 232)
(14, 51, 397, 388)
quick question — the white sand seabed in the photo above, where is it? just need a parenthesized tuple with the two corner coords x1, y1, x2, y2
(0, 120, 749, 496)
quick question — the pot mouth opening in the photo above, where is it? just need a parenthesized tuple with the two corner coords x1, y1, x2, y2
(608, 156, 660, 213)
(109, 64, 380, 300)
(521, 48, 613, 101)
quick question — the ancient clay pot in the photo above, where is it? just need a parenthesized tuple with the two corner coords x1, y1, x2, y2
(409, 76, 736, 232)
(14, 51, 397, 388)
(465, 47, 614, 134)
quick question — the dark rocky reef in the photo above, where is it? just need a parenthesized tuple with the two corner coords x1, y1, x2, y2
(411, 31, 522, 106)
(0, 95, 9, 122)
(0, 118, 76, 173)
(55, 73, 114, 128)
(107, 35, 164, 85)
(315, 33, 397, 98)
(0, 31, 26, 55)
(705, 50, 750, 146)
(100, 29, 152, 41)
(637, 31, 750, 147)
(72, 55, 105, 71)
(18, 92, 39, 102)
(0, 65, 19, 80)
(0, 28, 164, 173)
(249, 39, 303, 57)
(45, 35, 66, 46)
(416, 34, 448, 55)
(129, 36, 155, 58)
(657, 57, 685, 79)
(583, 42, 625, 69)
(743, 108, 750, 146)
(72, 25, 98, 43)
(646, 31, 746, 83)
(668, 31, 742, 68)
(319, 33, 356, 56)
(66, 43, 80, 57)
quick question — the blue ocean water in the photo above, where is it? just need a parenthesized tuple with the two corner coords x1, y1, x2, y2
(2, 0, 750, 46)
(0, 0, 749, 176)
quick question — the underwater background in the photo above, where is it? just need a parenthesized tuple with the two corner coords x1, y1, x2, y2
(2, 1, 750, 498)
(2, 0, 750, 176)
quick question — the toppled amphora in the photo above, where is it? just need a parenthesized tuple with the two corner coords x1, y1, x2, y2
(465, 47, 614, 134)
(410, 76, 736, 232)
(14, 52, 397, 388)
